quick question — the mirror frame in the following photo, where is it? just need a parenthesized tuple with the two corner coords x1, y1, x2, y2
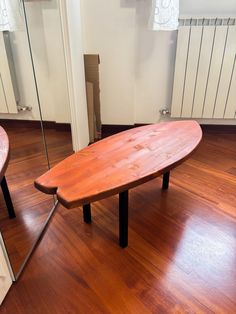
(4, 0, 90, 280)
(12, 202, 59, 281)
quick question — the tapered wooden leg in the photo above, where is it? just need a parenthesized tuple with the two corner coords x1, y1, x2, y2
(119, 190, 128, 248)
(1, 176, 16, 219)
(162, 171, 170, 190)
(83, 204, 91, 223)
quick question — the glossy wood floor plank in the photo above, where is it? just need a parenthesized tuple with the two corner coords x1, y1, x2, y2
(1, 130, 236, 313)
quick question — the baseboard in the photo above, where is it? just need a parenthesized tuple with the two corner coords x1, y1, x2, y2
(102, 123, 236, 138)
(101, 124, 135, 138)
(200, 124, 236, 134)
(0, 119, 71, 132)
(101, 124, 149, 138)
(2, 120, 234, 137)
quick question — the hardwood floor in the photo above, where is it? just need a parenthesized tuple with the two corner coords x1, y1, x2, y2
(1, 129, 236, 313)
(0, 124, 73, 275)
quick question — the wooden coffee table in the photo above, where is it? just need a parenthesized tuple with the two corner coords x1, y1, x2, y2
(0, 126, 15, 219)
(35, 121, 202, 247)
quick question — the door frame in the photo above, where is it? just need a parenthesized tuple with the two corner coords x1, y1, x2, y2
(58, 0, 89, 151)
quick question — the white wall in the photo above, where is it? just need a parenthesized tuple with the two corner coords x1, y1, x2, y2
(81, 0, 136, 125)
(81, 0, 236, 125)
(134, 1, 177, 124)
(180, 0, 236, 17)
(0, 0, 71, 123)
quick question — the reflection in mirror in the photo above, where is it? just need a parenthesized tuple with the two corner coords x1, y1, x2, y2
(0, 121, 54, 276)
(0, 0, 70, 278)
(23, 0, 74, 166)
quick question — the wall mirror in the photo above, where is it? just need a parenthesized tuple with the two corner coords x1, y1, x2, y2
(0, 0, 73, 280)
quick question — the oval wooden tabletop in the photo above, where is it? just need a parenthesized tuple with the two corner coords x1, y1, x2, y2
(0, 126, 10, 182)
(35, 121, 202, 209)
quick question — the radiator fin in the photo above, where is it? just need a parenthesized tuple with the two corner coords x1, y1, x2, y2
(213, 26, 236, 118)
(192, 26, 215, 118)
(182, 26, 202, 117)
(171, 18, 236, 119)
(171, 26, 190, 117)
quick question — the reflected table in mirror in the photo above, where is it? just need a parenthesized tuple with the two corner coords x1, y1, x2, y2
(0, 121, 73, 277)
(0, 126, 16, 219)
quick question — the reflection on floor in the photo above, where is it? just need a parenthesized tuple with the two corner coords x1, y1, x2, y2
(2, 130, 236, 312)
(0, 124, 73, 275)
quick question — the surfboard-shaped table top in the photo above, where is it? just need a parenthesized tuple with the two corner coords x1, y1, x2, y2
(35, 121, 202, 209)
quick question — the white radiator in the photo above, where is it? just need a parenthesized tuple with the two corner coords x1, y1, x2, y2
(171, 18, 236, 119)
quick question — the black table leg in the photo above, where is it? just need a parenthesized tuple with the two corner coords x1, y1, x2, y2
(119, 190, 128, 248)
(1, 176, 16, 219)
(83, 204, 91, 223)
(162, 171, 170, 190)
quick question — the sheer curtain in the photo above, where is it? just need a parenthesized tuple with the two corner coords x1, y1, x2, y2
(0, 0, 24, 31)
(150, 0, 179, 31)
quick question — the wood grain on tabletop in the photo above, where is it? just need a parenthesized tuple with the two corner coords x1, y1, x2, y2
(35, 121, 202, 208)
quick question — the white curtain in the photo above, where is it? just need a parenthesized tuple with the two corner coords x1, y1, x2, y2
(150, 0, 179, 31)
(0, 0, 24, 31)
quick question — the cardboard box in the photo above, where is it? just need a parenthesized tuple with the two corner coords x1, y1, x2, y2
(84, 55, 101, 140)
(86, 82, 96, 143)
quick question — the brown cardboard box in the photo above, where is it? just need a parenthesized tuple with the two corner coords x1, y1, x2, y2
(86, 82, 96, 143)
(84, 55, 101, 140)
